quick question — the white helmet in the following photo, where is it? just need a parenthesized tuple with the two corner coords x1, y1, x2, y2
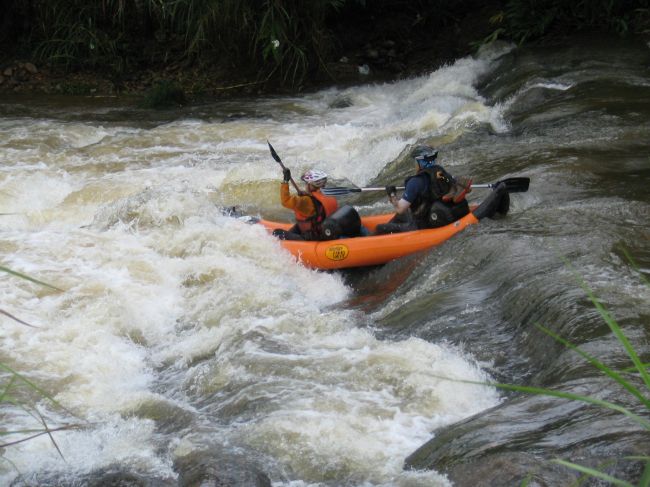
(301, 169, 328, 188)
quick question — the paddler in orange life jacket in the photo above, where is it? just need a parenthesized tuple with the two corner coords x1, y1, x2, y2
(272, 168, 338, 240)
(375, 145, 472, 235)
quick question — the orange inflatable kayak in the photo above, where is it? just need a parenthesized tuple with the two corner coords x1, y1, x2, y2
(257, 184, 510, 270)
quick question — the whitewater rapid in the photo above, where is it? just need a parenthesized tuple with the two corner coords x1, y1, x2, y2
(0, 45, 511, 485)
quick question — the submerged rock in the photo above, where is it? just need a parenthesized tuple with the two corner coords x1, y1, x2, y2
(404, 378, 649, 486)
(10, 467, 175, 487)
(174, 448, 272, 487)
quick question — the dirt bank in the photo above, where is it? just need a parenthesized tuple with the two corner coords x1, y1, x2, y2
(0, 4, 502, 100)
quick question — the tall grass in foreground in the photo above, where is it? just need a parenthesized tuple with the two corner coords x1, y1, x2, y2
(445, 252, 650, 486)
(520, 254, 649, 486)
(1, 264, 81, 468)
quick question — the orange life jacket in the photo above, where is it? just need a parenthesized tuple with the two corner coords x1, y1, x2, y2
(294, 190, 338, 238)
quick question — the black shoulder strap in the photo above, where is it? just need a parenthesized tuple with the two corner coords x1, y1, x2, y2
(308, 195, 327, 224)
(421, 166, 452, 199)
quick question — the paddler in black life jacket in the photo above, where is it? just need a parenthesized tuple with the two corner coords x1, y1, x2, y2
(374, 145, 472, 235)
(273, 168, 338, 240)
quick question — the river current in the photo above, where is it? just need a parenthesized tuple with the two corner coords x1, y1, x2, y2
(1, 36, 649, 486)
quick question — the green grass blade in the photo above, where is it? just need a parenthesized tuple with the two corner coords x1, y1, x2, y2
(0, 427, 61, 436)
(640, 459, 650, 487)
(36, 408, 66, 461)
(553, 459, 633, 487)
(0, 265, 64, 292)
(520, 472, 534, 486)
(434, 375, 650, 430)
(498, 383, 650, 430)
(536, 324, 650, 409)
(5, 395, 51, 424)
(562, 258, 650, 391)
(621, 363, 650, 373)
(502, 384, 650, 430)
(568, 459, 618, 487)
(581, 283, 650, 390)
(0, 425, 78, 449)
(0, 431, 52, 447)
(0, 309, 39, 328)
(619, 246, 650, 286)
(1, 376, 17, 402)
(0, 362, 76, 417)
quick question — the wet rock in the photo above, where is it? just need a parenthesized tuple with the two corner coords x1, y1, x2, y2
(365, 48, 380, 60)
(404, 378, 649, 486)
(413, 452, 575, 487)
(386, 61, 406, 73)
(3, 67, 13, 77)
(10, 467, 175, 487)
(16, 68, 29, 82)
(324, 61, 362, 82)
(174, 447, 272, 487)
(85, 470, 174, 487)
(329, 94, 354, 109)
(25, 62, 38, 74)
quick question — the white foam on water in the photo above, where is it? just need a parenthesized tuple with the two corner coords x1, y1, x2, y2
(527, 81, 574, 91)
(0, 52, 508, 484)
(0, 198, 354, 481)
(227, 333, 498, 485)
(237, 50, 510, 186)
(2, 415, 176, 482)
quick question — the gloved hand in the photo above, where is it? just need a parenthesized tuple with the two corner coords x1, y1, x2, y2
(282, 168, 291, 182)
(385, 185, 397, 197)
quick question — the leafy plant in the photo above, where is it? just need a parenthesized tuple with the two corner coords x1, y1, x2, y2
(33, 4, 122, 70)
(20, 0, 348, 87)
(498, 0, 650, 44)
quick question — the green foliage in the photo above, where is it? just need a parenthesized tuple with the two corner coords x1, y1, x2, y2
(497, 0, 650, 44)
(32, 2, 125, 72)
(19, 0, 347, 87)
(141, 79, 187, 109)
(5, 0, 650, 87)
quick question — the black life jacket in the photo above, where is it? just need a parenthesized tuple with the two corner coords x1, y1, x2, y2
(405, 166, 454, 227)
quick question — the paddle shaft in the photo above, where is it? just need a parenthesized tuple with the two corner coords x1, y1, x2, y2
(357, 183, 500, 191)
(322, 177, 529, 196)
(267, 141, 302, 194)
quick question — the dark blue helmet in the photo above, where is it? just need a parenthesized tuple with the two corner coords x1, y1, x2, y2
(413, 145, 439, 169)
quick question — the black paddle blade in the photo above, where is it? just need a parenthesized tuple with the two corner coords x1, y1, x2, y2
(501, 177, 530, 193)
(267, 140, 282, 164)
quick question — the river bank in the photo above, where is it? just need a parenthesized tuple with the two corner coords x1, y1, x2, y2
(3, 1, 650, 102)
(0, 3, 521, 99)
